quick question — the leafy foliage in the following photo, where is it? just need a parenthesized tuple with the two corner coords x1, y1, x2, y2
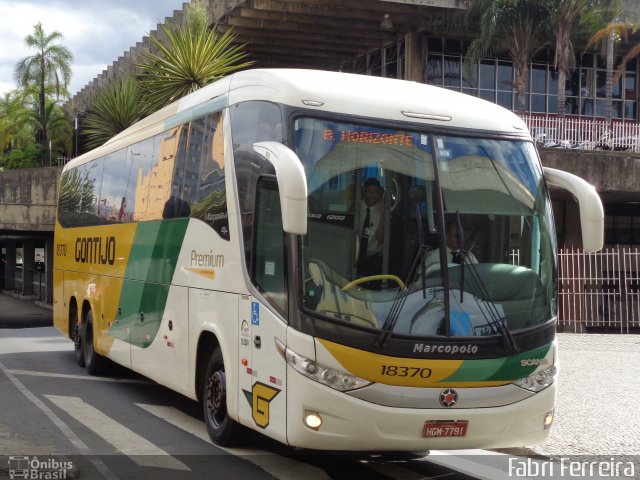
(14, 22, 73, 155)
(550, 0, 618, 116)
(465, 0, 551, 115)
(82, 77, 146, 149)
(138, 0, 252, 112)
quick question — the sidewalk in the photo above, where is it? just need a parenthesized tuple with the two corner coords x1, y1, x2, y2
(0, 292, 52, 328)
(531, 333, 640, 456)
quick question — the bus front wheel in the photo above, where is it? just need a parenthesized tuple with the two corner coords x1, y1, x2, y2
(203, 347, 246, 447)
(82, 310, 109, 375)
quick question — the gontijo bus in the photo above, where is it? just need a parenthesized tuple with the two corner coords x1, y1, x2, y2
(53, 69, 603, 450)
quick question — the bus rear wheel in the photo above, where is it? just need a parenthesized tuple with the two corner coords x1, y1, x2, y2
(82, 310, 109, 375)
(203, 347, 246, 447)
(72, 317, 85, 368)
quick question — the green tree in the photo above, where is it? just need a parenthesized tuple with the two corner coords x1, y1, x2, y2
(466, 0, 551, 115)
(27, 99, 73, 164)
(82, 77, 146, 149)
(589, 15, 638, 122)
(550, 0, 615, 117)
(138, 0, 252, 112)
(0, 90, 31, 155)
(14, 22, 73, 160)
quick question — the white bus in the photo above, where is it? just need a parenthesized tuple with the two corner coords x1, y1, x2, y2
(54, 69, 603, 451)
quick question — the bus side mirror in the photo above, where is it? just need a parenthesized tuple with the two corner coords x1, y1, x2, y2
(253, 141, 308, 235)
(542, 167, 604, 253)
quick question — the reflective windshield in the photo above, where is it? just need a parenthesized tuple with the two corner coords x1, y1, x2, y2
(294, 117, 556, 339)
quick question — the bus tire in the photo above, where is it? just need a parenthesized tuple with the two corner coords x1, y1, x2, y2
(203, 347, 246, 447)
(72, 318, 85, 368)
(82, 310, 109, 376)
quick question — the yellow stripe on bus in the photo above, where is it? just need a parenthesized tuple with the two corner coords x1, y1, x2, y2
(318, 339, 459, 387)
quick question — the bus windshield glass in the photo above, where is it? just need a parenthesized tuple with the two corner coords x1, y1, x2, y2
(294, 116, 556, 338)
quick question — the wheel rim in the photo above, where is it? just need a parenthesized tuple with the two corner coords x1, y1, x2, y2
(206, 368, 227, 428)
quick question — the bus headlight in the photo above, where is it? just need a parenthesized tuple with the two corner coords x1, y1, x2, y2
(514, 365, 557, 392)
(276, 340, 371, 392)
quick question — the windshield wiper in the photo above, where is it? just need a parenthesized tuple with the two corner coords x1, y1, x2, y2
(456, 211, 465, 303)
(462, 262, 519, 354)
(374, 205, 429, 348)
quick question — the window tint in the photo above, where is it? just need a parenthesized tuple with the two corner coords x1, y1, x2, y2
(252, 178, 287, 314)
(98, 149, 129, 222)
(58, 108, 229, 230)
(183, 112, 229, 240)
(230, 101, 283, 271)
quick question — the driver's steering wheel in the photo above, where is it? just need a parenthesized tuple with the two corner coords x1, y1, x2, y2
(342, 274, 405, 291)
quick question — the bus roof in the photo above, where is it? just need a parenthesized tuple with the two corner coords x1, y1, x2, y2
(65, 69, 529, 172)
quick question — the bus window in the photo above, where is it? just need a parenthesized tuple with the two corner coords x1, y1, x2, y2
(230, 101, 284, 271)
(99, 148, 129, 222)
(130, 135, 159, 221)
(252, 177, 287, 315)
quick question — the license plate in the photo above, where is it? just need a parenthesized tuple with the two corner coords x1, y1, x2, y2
(422, 420, 469, 438)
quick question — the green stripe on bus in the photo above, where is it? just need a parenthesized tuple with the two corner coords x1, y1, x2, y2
(441, 343, 552, 382)
(439, 357, 507, 383)
(485, 344, 552, 381)
(109, 218, 189, 348)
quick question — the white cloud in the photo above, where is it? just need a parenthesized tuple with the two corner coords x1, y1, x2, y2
(0, 0, 181, 97)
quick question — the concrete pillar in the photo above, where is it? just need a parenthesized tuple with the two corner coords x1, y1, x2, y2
(404, 31, 425, 83)
(45, 236, 54, 303)
(4, 240, 16, 291)
(22, 240, 35, 295)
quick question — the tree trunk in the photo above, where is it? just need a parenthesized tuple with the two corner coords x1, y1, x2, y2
(557, 69, 566, 118)
(39, 54, 47, 166)
(514, 69, 527, 116)
(605, 29, 614, 124)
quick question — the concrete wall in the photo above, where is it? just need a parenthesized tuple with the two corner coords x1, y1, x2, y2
(69, 5, 188, 115)
(0, 167, 62, 232)
(539, 149, 640, 195)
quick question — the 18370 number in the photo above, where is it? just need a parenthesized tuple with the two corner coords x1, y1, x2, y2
(380, 365, 432, 378)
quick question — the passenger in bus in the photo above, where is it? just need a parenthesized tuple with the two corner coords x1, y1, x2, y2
(357, 178, 385, 277)
(424, 221, 477, 270)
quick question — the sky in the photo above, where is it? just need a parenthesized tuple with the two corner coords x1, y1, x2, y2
(0, 0, 185, 97)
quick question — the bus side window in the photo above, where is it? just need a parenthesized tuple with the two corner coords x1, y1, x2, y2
(251, 177, 287, 316)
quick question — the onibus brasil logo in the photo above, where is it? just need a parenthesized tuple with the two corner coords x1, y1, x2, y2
(8, 456, 73, 479)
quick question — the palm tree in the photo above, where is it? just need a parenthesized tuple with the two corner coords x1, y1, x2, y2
(465, 0, 551, 116)
(590, 17, 638, 123)
(14, 22, 73, 160)
(138, 0, 252, 112)
(0, 91, 31, 154)
(551, 0, 610, 118)
(82, 77, 146, 149)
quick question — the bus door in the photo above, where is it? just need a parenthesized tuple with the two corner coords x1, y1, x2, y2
(238, 296, 287, 442)
(237, 178, 288, 442)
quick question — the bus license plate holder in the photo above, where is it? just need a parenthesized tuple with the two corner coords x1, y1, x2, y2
(422, 420, 468, 438)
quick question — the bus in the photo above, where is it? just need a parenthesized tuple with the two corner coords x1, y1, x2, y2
(53, 69, 603, 451)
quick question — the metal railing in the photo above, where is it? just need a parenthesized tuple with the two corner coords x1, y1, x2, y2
(522, 115, 640, 152)
(558, 246, 640, 332)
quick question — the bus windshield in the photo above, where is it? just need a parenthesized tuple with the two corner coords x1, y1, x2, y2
(294, 117, 556, 339)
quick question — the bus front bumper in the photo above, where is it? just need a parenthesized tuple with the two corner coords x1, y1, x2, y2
(285, 368, 556, 451)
